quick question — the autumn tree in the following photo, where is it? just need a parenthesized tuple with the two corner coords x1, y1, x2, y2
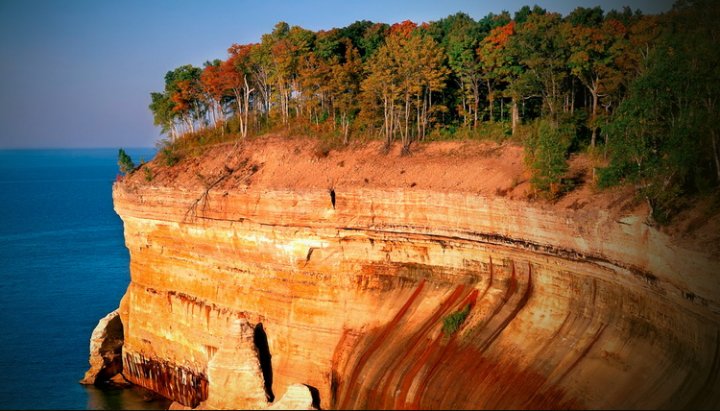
(226, 43, 256, 137)
(362, 21, 447, 150)
(165, 65, 204, 134)
(200, 59, 228, 128)
(261, 22, 314, 124)
(298, 48, 333, 124)
(478, 21, 516, 125)
(330, 41, 362, 143)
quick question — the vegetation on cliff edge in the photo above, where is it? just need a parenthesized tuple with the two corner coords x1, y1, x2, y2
(144, 0, 719, 222)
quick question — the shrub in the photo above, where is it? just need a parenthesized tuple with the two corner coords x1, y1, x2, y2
(161, 147, 180, 166)
(442, 305, 471, 335)
(524, 120, 573, 197)
(143, 166, 153, 182)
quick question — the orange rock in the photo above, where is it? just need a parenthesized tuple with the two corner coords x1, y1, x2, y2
(103, 139, 720, 409)
(80, 309, 123, 385)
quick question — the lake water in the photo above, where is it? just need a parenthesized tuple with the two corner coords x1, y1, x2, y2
(0, 148, 170, 410)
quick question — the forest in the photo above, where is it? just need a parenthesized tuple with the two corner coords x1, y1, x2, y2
(147, 0, 719, 223)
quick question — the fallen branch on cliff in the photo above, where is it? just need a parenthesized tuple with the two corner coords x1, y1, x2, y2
(184, 156, 256, 222)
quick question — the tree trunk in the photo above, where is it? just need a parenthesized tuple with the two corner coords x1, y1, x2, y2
(511, 96, 520, 137)
(590, 87, 599, 148)
(416, 94, 421, 142)
(342, 112, 350, 145)
(404, 92, 410, 149)
(487, 79, 494, 122)
(243, 77, 252, 138)
(383, 95, 390, 145)
(712, 130, 720, 183)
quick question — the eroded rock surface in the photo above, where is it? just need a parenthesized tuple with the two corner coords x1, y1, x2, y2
(101, 139, 720, 409)
(80, 309, 124, 385)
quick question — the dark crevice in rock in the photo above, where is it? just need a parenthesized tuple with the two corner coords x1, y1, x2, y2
(304, 384, 322, 409)
(254, 323, 275, 402)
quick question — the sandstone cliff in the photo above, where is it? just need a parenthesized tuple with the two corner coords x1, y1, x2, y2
(104, 137, 720, 409)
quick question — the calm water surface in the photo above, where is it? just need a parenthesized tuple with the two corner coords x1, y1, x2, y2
(0, 148, 169, 410)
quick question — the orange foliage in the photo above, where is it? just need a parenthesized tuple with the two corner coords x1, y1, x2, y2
(200, 65, 226, 102)
(389, 20, 417, 38)
(485, 21, 515, 50)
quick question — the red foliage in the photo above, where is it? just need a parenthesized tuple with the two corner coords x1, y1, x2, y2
(604, 18, 627, 36)
(200, 64, 226, 102)
(486, 21, 515, 49)
(389, 20, 417, 38)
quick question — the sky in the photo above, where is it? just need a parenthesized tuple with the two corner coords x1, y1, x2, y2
(0, 0, 673, 149)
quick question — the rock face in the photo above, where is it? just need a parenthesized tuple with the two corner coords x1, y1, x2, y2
(200, 319, 270, 409)
(80, 310, 124, 385)
(106, 140, 720, 409)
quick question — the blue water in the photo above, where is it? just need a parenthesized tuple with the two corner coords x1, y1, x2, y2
(0, 148, 170, 410)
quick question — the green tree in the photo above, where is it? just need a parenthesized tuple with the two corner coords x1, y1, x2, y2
(567, 18, 626, 147)
(431, 12, 483, 127)
(149, 92, 177, 140)
(117, 149, 135, 175)
(600, 0, 720, 222)
(525, 120, 572, 196)
(511, 13, 571, 120)
(164, 65, 204, 134)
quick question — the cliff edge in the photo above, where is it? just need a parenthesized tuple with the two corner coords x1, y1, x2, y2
(102, 137, 720, 409)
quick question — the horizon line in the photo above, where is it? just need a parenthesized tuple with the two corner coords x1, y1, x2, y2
(0, 146, 156, 150)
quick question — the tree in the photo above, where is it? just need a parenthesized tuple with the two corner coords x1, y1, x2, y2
(511, 13, 571, 121)
(565, 6, 604, 27)
(525, 120, 572, 196)
(260, 22, 315, 124)
(430, 12, 483, 127)
(567, 18, 626, 147)
(117, 149, 135, 175)
(149, 92, 177, 140)
(600, 0, 720, 222)
(330, 41, 362, 144)
(200, 59, 228, 128)
(338, 20, 388, 61)
(298, 49, 333, 125)
(164, 65, 204, 134)
(226, 43, 257, 137)
(362, 22, 447, 149)
(478, 21, 515, 124)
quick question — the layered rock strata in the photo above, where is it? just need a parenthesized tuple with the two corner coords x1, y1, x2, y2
(111, 177, 720, 409)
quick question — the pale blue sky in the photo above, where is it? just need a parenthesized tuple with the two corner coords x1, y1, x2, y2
(0, 0, 672, 148)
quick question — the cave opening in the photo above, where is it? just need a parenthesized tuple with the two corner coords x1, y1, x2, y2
(95, 313, 125, 385)
(253, 323, 275, 402)
(329, 189, 336, 209)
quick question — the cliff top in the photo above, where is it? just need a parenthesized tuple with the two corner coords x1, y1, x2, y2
(121, 136, 720, 255)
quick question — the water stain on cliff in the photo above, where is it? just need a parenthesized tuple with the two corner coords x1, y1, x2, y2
(122, 352, 208, 408)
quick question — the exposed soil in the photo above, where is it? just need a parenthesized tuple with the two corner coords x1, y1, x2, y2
(123, 135, 720, 255)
